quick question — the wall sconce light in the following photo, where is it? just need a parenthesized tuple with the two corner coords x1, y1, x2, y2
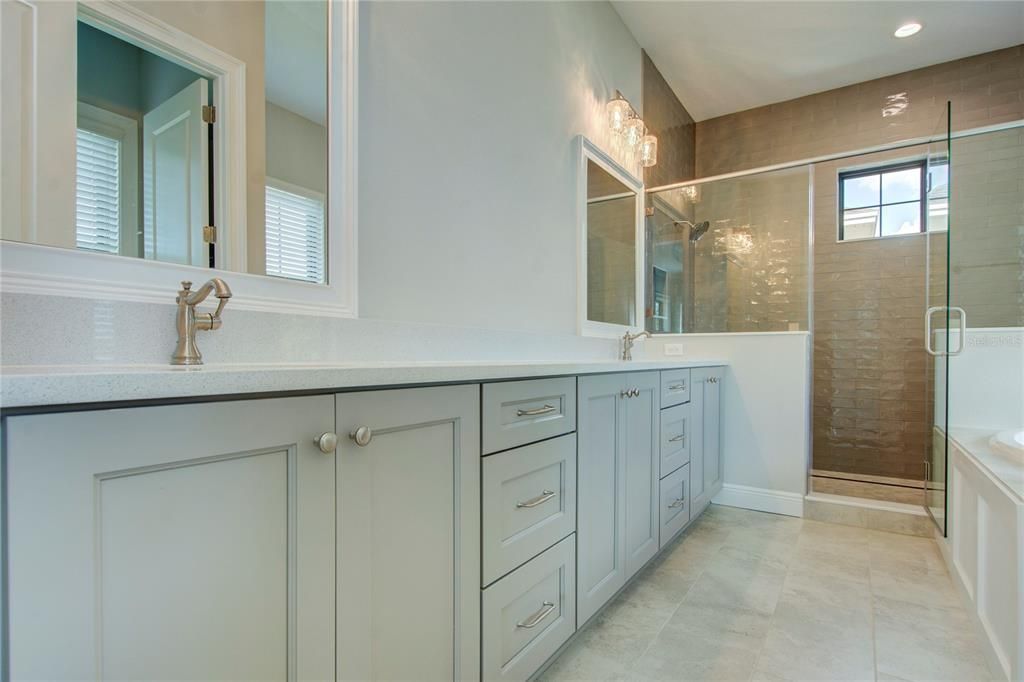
(606, 90, 657, 168)
(640, 135, 658, 168)
(607, 92, 632, 134)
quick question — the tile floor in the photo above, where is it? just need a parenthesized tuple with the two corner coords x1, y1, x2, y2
(539, 505, 996, 682)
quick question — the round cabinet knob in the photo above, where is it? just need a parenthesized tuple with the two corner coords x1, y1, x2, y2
(316, 432, 339, 453)
(350, 426, 373, 447)
(631, 388, 640, 397)
(620, 389, 631, 399)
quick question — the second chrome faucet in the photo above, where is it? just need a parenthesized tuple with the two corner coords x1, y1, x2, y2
(172, 278, 232, 366)
(621, 330, 651, 361)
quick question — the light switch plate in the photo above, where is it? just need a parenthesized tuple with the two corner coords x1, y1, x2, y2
(664, 343, 684, 356)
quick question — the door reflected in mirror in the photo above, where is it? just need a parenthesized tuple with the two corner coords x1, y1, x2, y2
(1, 1, 328, 283)
(586, 159, 638, 327)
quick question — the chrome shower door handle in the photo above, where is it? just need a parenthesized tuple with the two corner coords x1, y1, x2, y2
(949, 307, 967, 356)
(925, 306, 968, 357)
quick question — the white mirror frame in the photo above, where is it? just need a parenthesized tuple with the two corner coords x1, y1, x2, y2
(0, 0, 357, 318)
(577, 135, 645, 338)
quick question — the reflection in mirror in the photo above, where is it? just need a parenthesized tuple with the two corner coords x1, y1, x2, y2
(1, 1, 328, 283)
(587, 159, 638, 327)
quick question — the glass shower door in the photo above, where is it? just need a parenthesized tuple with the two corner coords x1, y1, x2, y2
(924, 102, 955, 534)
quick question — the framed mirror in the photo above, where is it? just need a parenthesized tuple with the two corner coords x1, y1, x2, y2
(577, 136, 644, 336)
(0, 0, 356, 316)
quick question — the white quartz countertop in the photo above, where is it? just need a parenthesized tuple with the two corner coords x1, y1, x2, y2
(0, 359, 726, 410)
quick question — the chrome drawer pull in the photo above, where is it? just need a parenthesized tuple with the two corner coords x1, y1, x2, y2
(668, 434, 684, 443)
(516, 601, 556, 629)
(516, 490, 556, 508)
(516, 404, 556, 417)
(668, 382, 686, 390)
(668, 498, 685, 509)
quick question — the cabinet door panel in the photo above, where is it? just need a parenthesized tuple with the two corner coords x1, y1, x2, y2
(624, 371, 659, 577)
(336, 385, 480, 682)
(690, 369, 708, 506)
(576, 373, 626, 626)
(6, 396, 336, 682)
(703, 367, 723, 493)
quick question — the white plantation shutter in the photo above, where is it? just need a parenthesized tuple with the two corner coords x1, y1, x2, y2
(265, 182, 325, 284)
(75, 128, 121, 254)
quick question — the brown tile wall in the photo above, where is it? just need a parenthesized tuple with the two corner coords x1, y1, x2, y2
(642, 51, 696, 188)
(688, 167, 810, 332)
(696, 45, 1024, 177)
(690, 46, 1024, 481)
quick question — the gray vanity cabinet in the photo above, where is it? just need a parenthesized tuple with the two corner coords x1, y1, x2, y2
(335, 384, 480, 682)
(690, 366, 724, 515)
(4, 396, 337, 681)
(576, 371, 660, 627)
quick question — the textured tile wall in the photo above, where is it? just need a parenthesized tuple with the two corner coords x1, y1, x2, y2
(696, 45, 1024, 177)
(642, 51, 696, 188)
(692, 46, 1024, 481)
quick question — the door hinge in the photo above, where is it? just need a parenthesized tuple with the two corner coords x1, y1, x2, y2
(202, 105, 216, 124)
(203, 225, 217, 243)
(645, 207, 655, 217)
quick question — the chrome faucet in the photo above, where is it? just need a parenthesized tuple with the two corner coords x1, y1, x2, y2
(621, 330, 651, 361)
(172, 278, 232, 365)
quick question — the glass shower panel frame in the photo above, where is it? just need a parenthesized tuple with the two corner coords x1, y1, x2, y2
(925, 101, 953, 535)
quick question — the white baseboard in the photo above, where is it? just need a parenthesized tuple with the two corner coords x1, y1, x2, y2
(713, 483, 804, 517)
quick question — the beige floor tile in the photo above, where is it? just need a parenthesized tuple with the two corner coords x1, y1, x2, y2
(788, 543, 871, 585)
(543, 508, 993, 682)
(874, 596, 995, 682)
(867, 531, 946, 572)
(663, 599, 775, 651)
(753, 599, 874, 681)
(686, 545, 789, 615)
(869, 556, 960, 608)
(537, 642, 634, 682)
(632, 630, 761, 682)
(780, 569, 873, 614)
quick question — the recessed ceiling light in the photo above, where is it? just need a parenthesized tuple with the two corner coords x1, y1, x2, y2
(894, 22, 923, 38)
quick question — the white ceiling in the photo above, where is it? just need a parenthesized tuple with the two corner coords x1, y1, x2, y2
(265, 1, 327, 126)
(612, 1, 1024, 121)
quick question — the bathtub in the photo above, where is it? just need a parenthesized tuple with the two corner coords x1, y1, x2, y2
(991, 429, 1024, 465)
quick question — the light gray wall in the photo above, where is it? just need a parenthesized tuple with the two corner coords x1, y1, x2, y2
(357, 1, 643, 334)
(265, 102, 327, 195)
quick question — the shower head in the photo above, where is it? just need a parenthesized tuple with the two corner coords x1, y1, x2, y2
(672, 220, 711, 242)
(690, 221, 710, 242)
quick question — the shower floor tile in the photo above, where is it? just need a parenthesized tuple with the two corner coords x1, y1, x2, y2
(538, 505, 997, 682)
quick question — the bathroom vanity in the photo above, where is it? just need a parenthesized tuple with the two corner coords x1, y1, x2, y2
(2, 360, 725, 681)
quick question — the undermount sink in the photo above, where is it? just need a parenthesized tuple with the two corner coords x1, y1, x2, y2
(989, 430, 1024, 465)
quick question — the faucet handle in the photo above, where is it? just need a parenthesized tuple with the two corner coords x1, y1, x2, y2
(180, 281, 192, 291)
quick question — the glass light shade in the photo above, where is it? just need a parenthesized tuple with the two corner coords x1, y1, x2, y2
(624, 117, 645, 147)
(680, 185, 701, 203)
(607, 95, 631, 134)
(640, 134, 658, 167)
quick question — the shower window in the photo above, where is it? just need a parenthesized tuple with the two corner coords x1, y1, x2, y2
(839, 160, 928, 240)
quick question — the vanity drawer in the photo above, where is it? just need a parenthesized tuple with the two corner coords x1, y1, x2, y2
(483, 378, 576, 454)
(659, 464, 690, 547)
(660, 402, 690, 478)
(660, 369, 691, 408)
(482, 535, 576, 682)
(482, 434, 577, 585)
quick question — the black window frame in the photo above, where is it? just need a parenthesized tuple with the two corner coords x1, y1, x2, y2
(838, 159, 928, 241)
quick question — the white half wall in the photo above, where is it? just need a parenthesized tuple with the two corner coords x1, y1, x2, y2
(358, 1, 643, 335)
(643, 332, 812, 516)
